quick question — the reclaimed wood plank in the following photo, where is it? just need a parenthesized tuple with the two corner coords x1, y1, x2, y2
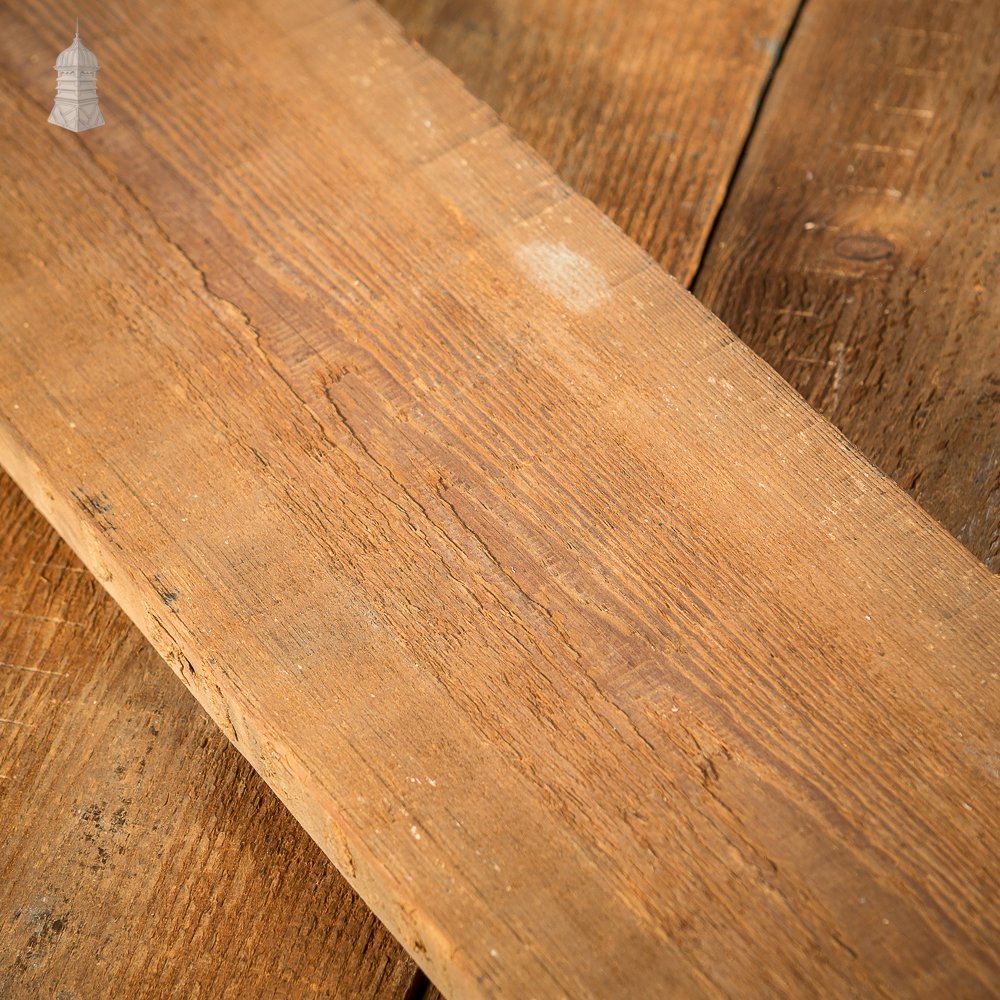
(0, 1, 798, 994)
(0, 471, 422, 998)
(1, 0, 998, 996)
(695, 0, 1000, 569)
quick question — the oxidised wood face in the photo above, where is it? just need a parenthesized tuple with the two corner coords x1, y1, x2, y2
(382, 0, 802, 283)
(0, 0, 800, 994)
(386, 0, 1000, 575)
(0, 0, 997, 997)
(696, 0, 1000, 572)
(0, 472, 420, 999)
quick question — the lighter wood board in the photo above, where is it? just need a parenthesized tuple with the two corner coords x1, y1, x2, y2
(0, 0, 997, 996)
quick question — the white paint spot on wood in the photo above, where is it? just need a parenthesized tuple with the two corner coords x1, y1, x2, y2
(515, 242, 611, 314)
(754, 35, 781, 57)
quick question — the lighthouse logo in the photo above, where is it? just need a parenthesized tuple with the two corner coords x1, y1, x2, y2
(49, 21, 105, 133)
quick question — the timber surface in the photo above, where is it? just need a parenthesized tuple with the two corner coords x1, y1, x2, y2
(5, 1, 995, 991)
(383, 0, 801, 282)
(0, 0, 792, 995)
(0, 471, 421, 998)
(696, 0, 1000, 569)
(389, 0, 1000, 575)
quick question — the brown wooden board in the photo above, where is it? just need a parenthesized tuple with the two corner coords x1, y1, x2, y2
(0, 0, 797, 994)
(0, 471, 422, 998)
(695, 0, 1000, 570)
(1, 0, 998, 997)
(383, 0, 802, 283)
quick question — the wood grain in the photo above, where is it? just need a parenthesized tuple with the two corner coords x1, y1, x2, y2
(0, 471, 421, 998)
(1, 0, 998, 997)
(695, 0, 1000, 569)
(382, 0, 802, 283)
(386, 0, 999, 576)
(0, 1, 801, 995)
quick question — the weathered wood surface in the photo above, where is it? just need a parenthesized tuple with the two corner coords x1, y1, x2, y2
(0, 1, 998, 998)
(383, 0, 801, 282)
(695, 0, 1000, 570)
(388, 0, 1000, 575)
(0, 471, 422, 998)
(0, 0, 797, 994)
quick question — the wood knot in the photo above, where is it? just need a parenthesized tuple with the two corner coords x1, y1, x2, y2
(833, 234, 894, 262)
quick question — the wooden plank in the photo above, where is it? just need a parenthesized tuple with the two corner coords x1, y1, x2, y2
(0, 470, 422, 998)
(1, 1, 998, 997)
(694, 0, 1000, 570)
(0, 0, 788, 997)
(383, 0, 802, 282)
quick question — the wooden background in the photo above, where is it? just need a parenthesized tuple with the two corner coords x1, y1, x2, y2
(0, 0, 996, 996)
